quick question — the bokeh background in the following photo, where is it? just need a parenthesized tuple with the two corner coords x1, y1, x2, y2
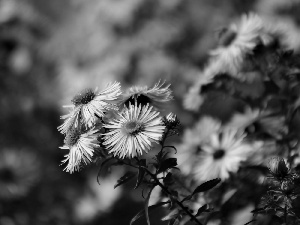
(1, 0, 300, 224)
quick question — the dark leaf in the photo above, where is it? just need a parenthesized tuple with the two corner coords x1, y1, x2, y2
(134, 159, 146, 189)
(192, 178, 221, 195)
(164, 173, 174, 186)
(130, 201, 170, 225)
(114, 171, 137, 189)
(244, 219, 256, 225)
(161, 209, 179, 221)
(251, 208, 266, 214)
(195, 204, 208, 217)
(97, 157, 114, 185)
(158, 158, 177, 173)
(144, 187, 153, 225)
(168, 218, 180, 225)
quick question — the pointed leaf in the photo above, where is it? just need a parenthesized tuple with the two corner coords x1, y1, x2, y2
(168, 218, 180, 225)
(192, 178, 221, 195)
(158, 158, 177, 173)
(145, 186, 154, 225)
(114, 171, 137, 189)
(130, 201, 170, 225)
(97, 157, 114, 185)
(134, 159, 146, 189)
(244, 220, 256, 225)
(195, 204, 208, 217)
(163, 172, 175, 185)
(161, 209, 179, 221)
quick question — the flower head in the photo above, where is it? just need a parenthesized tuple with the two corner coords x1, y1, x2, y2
(193, 128, 255, 181)
(119, 81, 173, 109)
(60, 127, 100, 173)
(102, 103, 165, 158)
(58, 82, 121, 133)
(210, 13, 266, 81)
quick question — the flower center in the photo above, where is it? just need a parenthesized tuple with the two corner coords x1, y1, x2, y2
(213, 149, 225, 160)
(124, 94, 151, 108)
(218, 28, 237, 47)
(64, 128, 81, 146)
(123, 121, 143, 135)
(0, 168, 14, 182)
(72, 89, 95, 106)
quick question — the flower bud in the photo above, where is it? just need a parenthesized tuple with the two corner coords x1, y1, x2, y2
(268, 157, 289, 178)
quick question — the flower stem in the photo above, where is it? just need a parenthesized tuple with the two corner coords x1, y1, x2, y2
(142, 167, 203, 225)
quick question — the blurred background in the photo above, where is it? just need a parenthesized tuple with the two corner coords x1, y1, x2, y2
(1, 0, 300, 224)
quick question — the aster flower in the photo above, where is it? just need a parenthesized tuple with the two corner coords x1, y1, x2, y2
(119, 81, 173, 109)
(210, 13, 265, 81)
(194, 128, 255, 181)
(58, 82, 121, 133)
(0, 149, 40, 200)
(102, 103, 165, 158)
(224, 107, 260, 130)
(177, 117, 221, 175)
(183, 69, 215, 111)
(60, 127, 100, 173)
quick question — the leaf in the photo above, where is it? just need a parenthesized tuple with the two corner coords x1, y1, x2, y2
(130, 201, 170, 225)
(97, 157, 114, 185)
(244, 219, 256, 225)
(158, 158, 177, 173)
(168, 218, 180, 225)
(195, 204, 208, 217)
(161, 209, 180, 221)
(192, 178, 221, 195)
(163, 172, 175, 185)
(114, 171, 137, 189)
(134, 159, 146, 189)
(251, 208, 265, 214)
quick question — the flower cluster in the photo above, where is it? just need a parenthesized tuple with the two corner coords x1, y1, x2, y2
(57, 12, 300, 225)
(177, 12, 300, 224)
(58, 81, 172, 173)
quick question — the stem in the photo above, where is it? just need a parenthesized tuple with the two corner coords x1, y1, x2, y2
(143, 167, 203, 225)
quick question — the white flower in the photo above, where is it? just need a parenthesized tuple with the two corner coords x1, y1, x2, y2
(224, 107, 260, 130)
(60, 128, 100, 173)
(183, 69, 215, 111)
(210, 13, 265, 81)
(102, 103, 165, 158)
(178, 117, 221, 175)
(194, 128, 255, 181)
(119, 81, 173, 109)
(58, 82, 121, 133)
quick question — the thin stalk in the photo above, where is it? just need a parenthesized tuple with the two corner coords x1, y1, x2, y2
(142, 167, 203, 225)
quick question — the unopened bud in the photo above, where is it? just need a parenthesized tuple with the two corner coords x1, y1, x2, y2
(268, 157, 289, 178)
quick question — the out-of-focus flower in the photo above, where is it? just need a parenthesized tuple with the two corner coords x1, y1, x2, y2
(194, 128, 255, 181)
(58, 82, 121, 133)
(224, 107, 260, 129)
(0, 149, 40, 200)
(183, 69, 215, 111)
(182, 116, 221, 146)
(119, 81, 173, 109)
(210, 13, 266, 81)
(178, 117, 221, 174)
(102, 103, 165, 158)
(60, 127, 100, 173)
